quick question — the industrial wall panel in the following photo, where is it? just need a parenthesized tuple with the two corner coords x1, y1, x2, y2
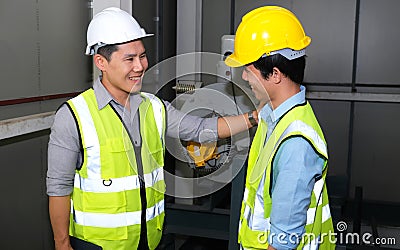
(309, 100, 351, 177)
(0, 0, 40, 100)
(161, 1, 177, 61)
(0, 134, 52, 250)
(0, 1, 91, 249)
(133, 0, 177, 98)
(351, 102, 400, 202)
(356, 0, 400, 85)
(39, 0, 91, 94)
(133, 0, 156, 67)
(0, 103, 40, 121)
(234, 0, 356, 84)
(202, 0, 231, 54)
(201, 0, 231, 85)
(0, 0, 90, 118)
(292, 0, 355, 84)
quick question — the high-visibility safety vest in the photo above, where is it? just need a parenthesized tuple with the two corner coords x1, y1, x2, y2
(66, 89, 166, 250)
(239, 102, 335, 250)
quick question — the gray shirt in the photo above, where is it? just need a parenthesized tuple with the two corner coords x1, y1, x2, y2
(46, 78, 218, 196)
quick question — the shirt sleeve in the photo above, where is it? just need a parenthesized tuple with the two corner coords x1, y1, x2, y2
(268, 137, 325, 249)
(46, 104, 80, 196)
(163, 100, 218, 142)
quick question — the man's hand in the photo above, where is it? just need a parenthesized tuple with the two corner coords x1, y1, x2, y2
(54, 237, 73, 250)
(49, 196, 73, 250)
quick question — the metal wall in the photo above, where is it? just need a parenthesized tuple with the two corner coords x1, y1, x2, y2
(0, 1, 91, 120)
(132, 0, 177, 67)
(0, 0, 90, 249)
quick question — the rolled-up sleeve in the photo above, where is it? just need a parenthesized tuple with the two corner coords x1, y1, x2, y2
(268, 137, 325, 249)
(164, 101, 218, 142)
(46, 104, 79, 196)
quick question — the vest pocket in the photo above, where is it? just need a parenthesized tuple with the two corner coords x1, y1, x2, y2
(83, 225, 128, 240)
(143, 144, 164, 168)
(147, 212, 164, 249)
(82, 190, 127, 212)
(101, 138, 135, 178)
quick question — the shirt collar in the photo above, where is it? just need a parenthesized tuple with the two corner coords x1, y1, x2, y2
(93, 77, 144, 111)
(260, 85, 306, 123)
(93, 77, 114, 110)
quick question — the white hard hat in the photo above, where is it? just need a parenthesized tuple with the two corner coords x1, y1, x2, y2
(85, 7, 153, 55)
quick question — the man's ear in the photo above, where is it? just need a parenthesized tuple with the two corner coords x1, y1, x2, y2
(94, 54, 107, 71)
(272, 67, 282, 84)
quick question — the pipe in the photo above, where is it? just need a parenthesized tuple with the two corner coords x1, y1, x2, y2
(230, 0, 235, 35)
(155, 0, 163, 63)
(351, 0, 361, 93)
(346, 0, 361, 199)
(0, 92, 81, 106)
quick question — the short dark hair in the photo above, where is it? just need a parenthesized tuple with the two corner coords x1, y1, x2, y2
(250, 54, 306, 84)
(97, 44, 119, 61)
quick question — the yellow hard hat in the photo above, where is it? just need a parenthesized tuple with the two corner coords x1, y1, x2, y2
(225, 6, 311, 67)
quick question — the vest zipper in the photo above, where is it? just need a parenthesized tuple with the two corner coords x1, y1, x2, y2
(109, 104, 149, 249)
(133, 116, 149, 250)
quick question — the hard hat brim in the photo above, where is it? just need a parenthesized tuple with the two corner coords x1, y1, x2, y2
(85, 33, 154, 55)
(224, 54, 246, 68)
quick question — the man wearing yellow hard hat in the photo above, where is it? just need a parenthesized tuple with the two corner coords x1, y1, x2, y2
(225, 6, 336, 250)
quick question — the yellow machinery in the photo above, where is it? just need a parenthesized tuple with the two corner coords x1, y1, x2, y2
(187, 141, 219, 168)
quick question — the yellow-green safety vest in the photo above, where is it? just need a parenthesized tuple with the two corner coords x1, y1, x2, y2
(67, 89, 166, 250)
(239, 102, 335, 250)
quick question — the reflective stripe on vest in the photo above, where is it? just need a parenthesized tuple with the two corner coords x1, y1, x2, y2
(307, 203, 331, 226)
(243, 174, 271, 232)
(73, 200, 164, 228)
(71, 94, 101, 178)
(286, 120, 327, 156)
(141, 92, 164, 146)
(303, 236, 320, 250)
(74, 167, 164, 192)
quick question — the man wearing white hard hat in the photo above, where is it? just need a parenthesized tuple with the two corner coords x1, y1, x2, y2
(46, 7, 258, 250)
